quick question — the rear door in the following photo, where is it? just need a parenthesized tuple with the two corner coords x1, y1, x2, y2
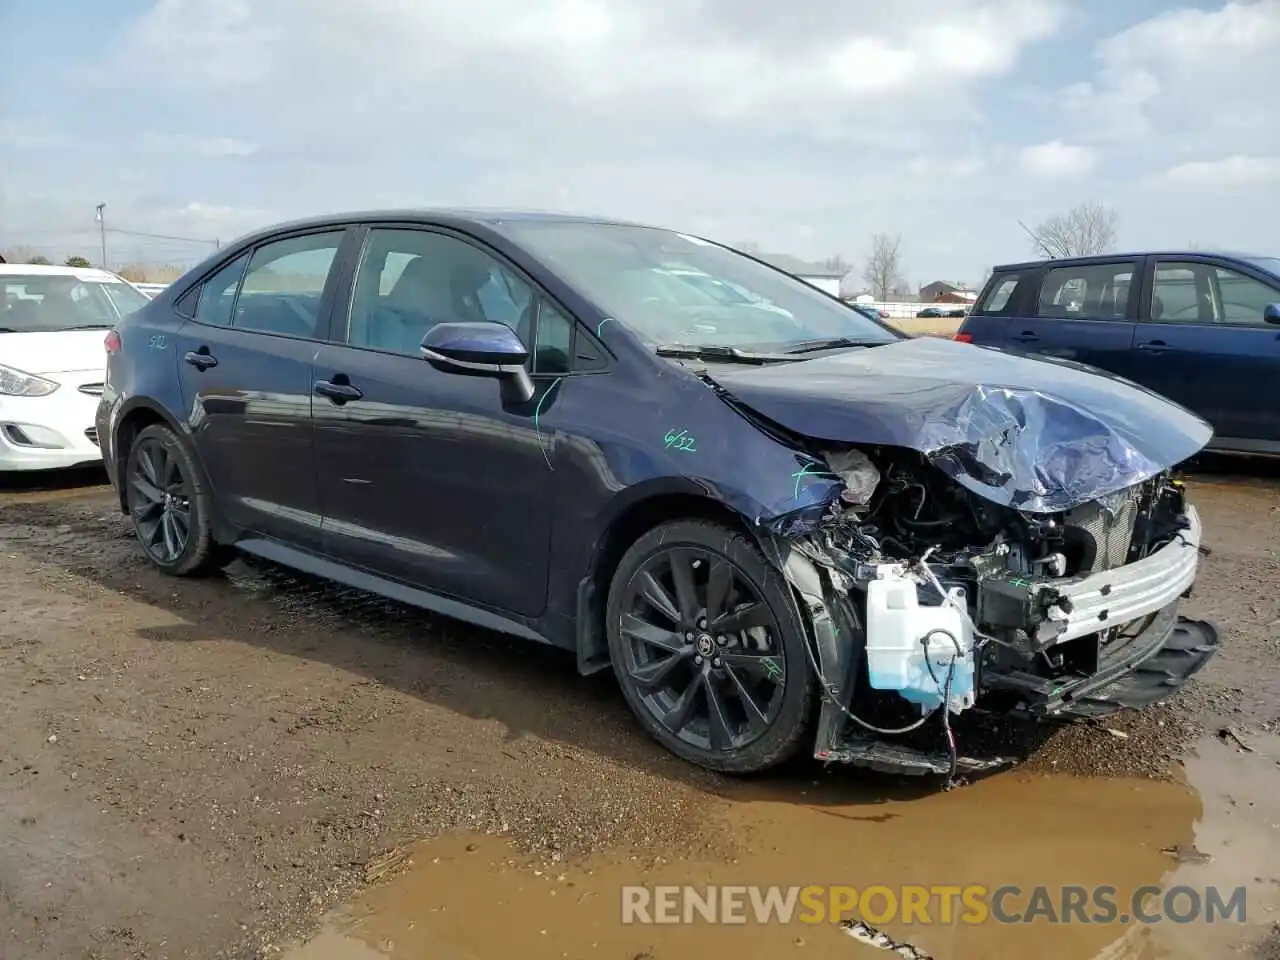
(1133, 257, 1280, 444)
(173, 228, 353, 549)
(1002, 259, 1141, 378)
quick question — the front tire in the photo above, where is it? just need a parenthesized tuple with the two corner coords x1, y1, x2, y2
(605, 520, 815, 774)
(124, 423, 229, 577)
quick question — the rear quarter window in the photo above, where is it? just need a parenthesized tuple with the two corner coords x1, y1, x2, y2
(974, 273, 1022, 315)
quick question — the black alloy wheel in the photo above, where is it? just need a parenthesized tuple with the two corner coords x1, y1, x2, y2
(129, 436, 192, 564)
(124, 423, 228, 577)
(607, 520, 814, 773)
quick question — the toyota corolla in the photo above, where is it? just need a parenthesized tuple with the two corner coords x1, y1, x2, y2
(95, 211, 1219, 779)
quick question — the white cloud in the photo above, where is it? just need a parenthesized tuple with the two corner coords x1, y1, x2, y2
(7, 1, 1279, 282)
(1019, 141, 1098, 178)
(139, 134, 259, 158)
(103, 0, 1067, 137)
(1165, 156, 1280, 186)
(1054, 1, 1280, 153)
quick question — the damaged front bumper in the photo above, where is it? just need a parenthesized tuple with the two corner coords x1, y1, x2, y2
(777, 506, 1219, 777)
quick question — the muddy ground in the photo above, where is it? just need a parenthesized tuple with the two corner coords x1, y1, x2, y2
(1, 461, 1278, 960)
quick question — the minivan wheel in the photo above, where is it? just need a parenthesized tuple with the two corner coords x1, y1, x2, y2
(605, 520, 815, 774)
(124, 423, 228, 577)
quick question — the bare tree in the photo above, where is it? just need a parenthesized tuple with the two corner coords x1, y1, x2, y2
(734, 240, 761, 255)
(819, 255, 851, 275)
(863, 233, 904, 302)
(1023, 202, 1118, 259)
(0, 245, 43, 265)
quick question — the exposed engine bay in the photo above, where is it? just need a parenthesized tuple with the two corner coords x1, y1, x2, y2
(765, 444, 1217, 784)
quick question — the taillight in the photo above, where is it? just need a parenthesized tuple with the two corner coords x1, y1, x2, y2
(953, 332, 973, 343)
(104, 330, 122, 355)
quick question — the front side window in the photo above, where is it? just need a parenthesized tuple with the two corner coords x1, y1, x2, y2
(1214, 266, 1280, 325)
(233, 232, 344, 338)
(533, 300, 574, 374)
(1147, 260, 1280, 326)
(347, 228, 535, 357)
(1037, 263, 1134, 321)
(0, 275, 147, 332)
(495, 222, 896, 350)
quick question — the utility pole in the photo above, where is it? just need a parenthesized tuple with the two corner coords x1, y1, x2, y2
(95, 203, 107, 268)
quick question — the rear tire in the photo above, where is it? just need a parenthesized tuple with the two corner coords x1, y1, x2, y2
(605, 519, 815, 774)
(124, 423, 231, 577)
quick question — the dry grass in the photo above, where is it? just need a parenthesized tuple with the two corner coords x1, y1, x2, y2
(887, 316, 963, 338)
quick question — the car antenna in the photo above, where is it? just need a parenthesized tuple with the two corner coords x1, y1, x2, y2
(1017, 219, 1056, 260)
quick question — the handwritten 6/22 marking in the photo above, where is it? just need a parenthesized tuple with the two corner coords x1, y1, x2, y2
(664, 429, 697, 453)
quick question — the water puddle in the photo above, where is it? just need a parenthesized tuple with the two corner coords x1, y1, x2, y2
(279, 734, 1280, 960)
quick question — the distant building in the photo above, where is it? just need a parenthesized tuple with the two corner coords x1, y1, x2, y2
(756, 253, 848, 297)
(919, 280, 978, 304)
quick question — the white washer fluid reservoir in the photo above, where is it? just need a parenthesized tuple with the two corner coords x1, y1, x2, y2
(864, 570, 976, 715)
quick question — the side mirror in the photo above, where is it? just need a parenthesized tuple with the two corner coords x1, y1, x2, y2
(1264, 303, 1280, 325)
(421, 321, 535, 403)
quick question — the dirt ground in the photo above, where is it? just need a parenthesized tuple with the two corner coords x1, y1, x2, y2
(1, 460, 1278, 960)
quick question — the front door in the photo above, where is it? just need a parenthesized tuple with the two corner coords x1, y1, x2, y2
(312, 225, 568, 617)
(1134, 258, 1280, 443)
(174, 229, 348, 548)
(1005, 259, 1141, 379)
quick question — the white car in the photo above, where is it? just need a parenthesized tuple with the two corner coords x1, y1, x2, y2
(1, 264, 151, 471)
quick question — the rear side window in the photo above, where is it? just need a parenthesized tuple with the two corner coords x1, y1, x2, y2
(1036, 262, 1135, 321)
(234, 232, 344, 338)
(976, 274, 1020, 314)
(194, 254, 249, 327)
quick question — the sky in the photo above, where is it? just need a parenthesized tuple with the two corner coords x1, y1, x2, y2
(1, 0, 1277, 288)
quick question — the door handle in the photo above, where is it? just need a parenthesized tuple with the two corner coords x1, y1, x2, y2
(314, 379, 363, 404)
(184, 349, 218, 370)
(1136, 340, 1168, 354)
(1010, 331, 1039, 343)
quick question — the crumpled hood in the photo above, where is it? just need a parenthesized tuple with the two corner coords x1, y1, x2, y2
(705, 336, 1212, 513)
(0, 330, 109, 377)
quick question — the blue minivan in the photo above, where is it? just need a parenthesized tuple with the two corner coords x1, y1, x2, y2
(956, 251, 1280, 455)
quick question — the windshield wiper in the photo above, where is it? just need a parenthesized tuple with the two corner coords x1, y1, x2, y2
(782, 337, 889, 355)
(655, 344, 798, 363)
(46, 324, 115, 331)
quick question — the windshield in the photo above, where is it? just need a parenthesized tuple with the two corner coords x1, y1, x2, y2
(499, 221, 897, 349)
(1244, 256, 1280, 279)
(0, 275, 150, 332)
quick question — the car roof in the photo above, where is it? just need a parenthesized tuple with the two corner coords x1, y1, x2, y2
(991, 251, 1273, 272)
(218, 208, 668, 251)
(0, 263, 129, 283)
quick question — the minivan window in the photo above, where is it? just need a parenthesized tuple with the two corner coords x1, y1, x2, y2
(977, 275, 1019, 314)
(1150, 263, 1206, 322)
(1151, 261, 1280, 326)
(1037, 263, 1134, 321)
(1214, 266, 1280, 325)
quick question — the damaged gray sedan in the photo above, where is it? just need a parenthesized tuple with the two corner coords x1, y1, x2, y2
(97, 211, 1219, 780)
